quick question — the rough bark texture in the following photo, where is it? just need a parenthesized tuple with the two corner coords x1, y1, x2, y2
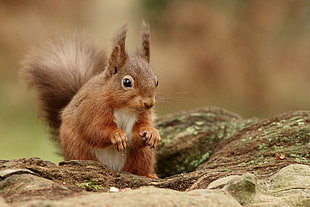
(0, 107, 309, 206)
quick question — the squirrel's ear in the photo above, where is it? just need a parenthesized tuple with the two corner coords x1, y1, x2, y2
(140, 21, 150, 63)
(108, 24, 128, 75)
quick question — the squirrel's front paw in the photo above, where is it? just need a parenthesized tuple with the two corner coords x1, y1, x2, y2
(110, 129, 128, 151)
(139, 127, 161, 149)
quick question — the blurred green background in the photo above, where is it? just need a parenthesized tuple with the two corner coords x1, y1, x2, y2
(0, 0, 309, 163)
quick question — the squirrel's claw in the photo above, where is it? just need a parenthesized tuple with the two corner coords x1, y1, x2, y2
(110, 129, 128, 151)
(139, 127, 161, 149)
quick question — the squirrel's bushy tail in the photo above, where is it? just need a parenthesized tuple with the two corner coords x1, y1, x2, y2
(23, 34, 107, 140)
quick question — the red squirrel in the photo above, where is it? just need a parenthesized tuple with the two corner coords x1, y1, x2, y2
(22, 22, 160, 178)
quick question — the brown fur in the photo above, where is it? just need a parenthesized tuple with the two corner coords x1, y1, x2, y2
(22, 34, 107, 140)
(140, 20, 151, 63)
(23, 22, 160, 177)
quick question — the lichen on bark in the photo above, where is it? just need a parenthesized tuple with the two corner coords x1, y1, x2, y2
(0, 107, 309, 206)
(155, 107, 258, 177)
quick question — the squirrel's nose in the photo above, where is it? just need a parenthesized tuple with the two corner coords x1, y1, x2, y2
(143, 98, 155, 109)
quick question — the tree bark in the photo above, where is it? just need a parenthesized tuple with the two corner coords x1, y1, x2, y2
(0, 107, 309, 205)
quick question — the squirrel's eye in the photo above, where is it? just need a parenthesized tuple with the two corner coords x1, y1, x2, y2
(121, 75, 134, 90)
(156, 80, 159, 87)
(123, 78, 132, 88)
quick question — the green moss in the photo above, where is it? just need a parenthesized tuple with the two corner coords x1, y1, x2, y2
(257, 143, 267, 150)
(188, 152, 210, 170)
(76, 179, 102, 191)
(186, 126, 200, 136)
(175, 164, 186, 173)
(200, 152, 210, 163)
(195, 121, 204, 126)
(224, 119, 257, 139)
(294, 157, 309, 164)
(289, 153, 300, 158)
(238, 160, 255, 167)
(226, 174, 257, 205)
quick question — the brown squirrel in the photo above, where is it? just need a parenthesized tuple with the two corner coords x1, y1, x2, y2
(22, 22, 161, 178)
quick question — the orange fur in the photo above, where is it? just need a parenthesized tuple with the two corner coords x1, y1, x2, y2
(23, 22, 160, 177)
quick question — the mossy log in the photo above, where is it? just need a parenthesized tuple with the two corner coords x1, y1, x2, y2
(156, 107, 309, 178)
(0, 107, 309, 206)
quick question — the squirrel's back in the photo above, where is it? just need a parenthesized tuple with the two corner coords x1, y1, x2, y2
(22, 34, 107, 139)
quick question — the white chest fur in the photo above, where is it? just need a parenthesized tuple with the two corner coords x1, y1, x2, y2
(93, 108, 138, 171)
(113, 108, 138, 143)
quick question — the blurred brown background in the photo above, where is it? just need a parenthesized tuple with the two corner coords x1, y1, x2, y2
(0, 0, 309, 162)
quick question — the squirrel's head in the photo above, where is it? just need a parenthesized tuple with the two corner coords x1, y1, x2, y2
(105, 21, 158, 113)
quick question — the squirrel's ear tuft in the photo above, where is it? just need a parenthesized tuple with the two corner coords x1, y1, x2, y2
(140, 21, 150, 63)
(108, 24, 128, 75)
